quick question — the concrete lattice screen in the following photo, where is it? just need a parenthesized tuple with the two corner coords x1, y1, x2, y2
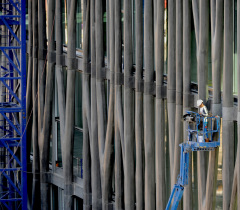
(26, 0, 240, 209)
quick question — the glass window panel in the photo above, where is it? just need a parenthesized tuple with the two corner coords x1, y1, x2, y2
(75, 71, 83, 128)
(55, 76, 59, 117)
(58, 188, 64, 209)
(208, 33, 212, 87)
(62, 0, 67, 45)
(73, 129, 83, 178)
(73, 129, 83, 160)
(51, 185, 59, 210)
(103, 0, 107, 56)
(164, 5, 168, 74)
(233, 0, 238, 95)
(56, 121, 62, 167)
(234, 121, 238, 163)
(191, 30, 197, 83)
(26, 16, 28, 38)
(133, 0, 135, 65)
(55, 67, 67, 118)
(76, 0, 83, 49)
(121, 1, 124, 71)
(49, 129, 52, 164)
(74, 196, 83, 210)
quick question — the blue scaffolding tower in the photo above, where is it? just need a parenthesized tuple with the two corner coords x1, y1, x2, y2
(0, 0, 27, 209)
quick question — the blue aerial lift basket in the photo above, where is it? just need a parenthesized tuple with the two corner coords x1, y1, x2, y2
(0, 0, 27, 209)
(166, 111, 220, 210)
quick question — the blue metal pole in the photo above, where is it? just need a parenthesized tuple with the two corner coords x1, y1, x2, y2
(21, 0, 27, 209)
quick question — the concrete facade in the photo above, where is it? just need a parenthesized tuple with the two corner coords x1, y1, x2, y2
(26, 0, 240, 209)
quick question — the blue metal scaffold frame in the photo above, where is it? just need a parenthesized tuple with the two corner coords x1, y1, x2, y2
(0, 0, 27, 209)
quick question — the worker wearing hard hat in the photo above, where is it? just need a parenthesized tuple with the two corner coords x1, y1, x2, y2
(197, 99, 209, 141)
(197, 99, 208, 117)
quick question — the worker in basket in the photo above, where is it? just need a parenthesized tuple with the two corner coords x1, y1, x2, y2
(197, 99, 209, 142)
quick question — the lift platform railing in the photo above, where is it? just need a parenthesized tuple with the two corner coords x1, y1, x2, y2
(185, 111, 220, 143)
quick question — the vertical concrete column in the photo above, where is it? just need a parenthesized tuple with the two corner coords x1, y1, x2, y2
(197, 1, 209, 208)
(95, 0, 108, 209)
(197, 0, 209, 100)
(205, 1, 223, 209)
(31, 0, 40, 208)
(135, 0, 144, 209)
(90, 0, 102, 209)
(56, 0, 66, 152)
(237, 0, 240, 208)
(82, 1, 92, 209)
(173, 0, 183, 187)
(222, 0, 234, 209)
(167, 0, 176, 186)
(192, 1, 209, 207)
(144, 1, 155, 209)
(123, 0, 135, 209)
(102, 86, 115, 210)
(106, 0, 110, 65)
(102, 0, 115, 208)
(182, 1, 192, 209)
(38, 0, 56, 208)
(55, 5, 67, 202)
(37, 0, 47, 132)
(211, 0, 224, 115)
(115, 0, 124, 209)
(63, 0, 77, 209)
(155, 1, 165, 209)
(26, 0, 33, 206)
(37, 0, 47, 206)
(55, 4, 68, 207)
(96, 0, 107, 172)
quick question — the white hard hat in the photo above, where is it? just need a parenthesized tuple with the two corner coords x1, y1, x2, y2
(197, 99, 203, 107)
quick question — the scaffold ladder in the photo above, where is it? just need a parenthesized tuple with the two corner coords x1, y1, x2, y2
(0, 0, 27, 209)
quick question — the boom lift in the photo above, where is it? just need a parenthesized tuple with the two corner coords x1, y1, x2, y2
(166, 111, 220, 210)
